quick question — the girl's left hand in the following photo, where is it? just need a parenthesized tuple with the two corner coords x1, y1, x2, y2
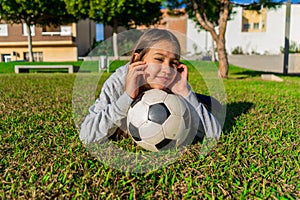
(169, 63, 190, 97)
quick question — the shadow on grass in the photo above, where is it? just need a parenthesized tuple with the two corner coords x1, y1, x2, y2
(232, 69, 300, 79)
(192, 101, 253, 144)
(232, 70, 268, 78)
(222, 101, 253, 134)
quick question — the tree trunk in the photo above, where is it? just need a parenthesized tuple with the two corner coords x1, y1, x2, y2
(112, 19, 119, 59)
(26, 23, 34, 62)
(216, 0, 229, 78)
(192, 0, 229, 78)
(211, 39, 216, 62)
(208, 30, 228, 78)
(216, 38, 228, 78)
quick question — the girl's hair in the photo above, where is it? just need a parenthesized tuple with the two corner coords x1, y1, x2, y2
(131, 29, 181, 63)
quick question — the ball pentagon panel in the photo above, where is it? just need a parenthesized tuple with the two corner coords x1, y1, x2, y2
(162, 115, 186, 139)
(142, 89, 168, 105)
(138, 121, 165, 144)
(164, 94, 187, 116)
(128, 101, 149, 127)
(148, 103, 170, 125)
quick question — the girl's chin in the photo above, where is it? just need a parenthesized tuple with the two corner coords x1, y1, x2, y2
(148, 83, 169, 90)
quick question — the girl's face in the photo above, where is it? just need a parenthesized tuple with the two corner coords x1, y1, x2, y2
(141, 40, 180, 90)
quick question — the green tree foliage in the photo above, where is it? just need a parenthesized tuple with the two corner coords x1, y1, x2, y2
(0, 0, 77, 62)
(65, 0, 162, 28)
(64, 0, 163, 57)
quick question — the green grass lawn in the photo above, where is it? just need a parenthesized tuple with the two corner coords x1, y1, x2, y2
(0, 63, 299, 199)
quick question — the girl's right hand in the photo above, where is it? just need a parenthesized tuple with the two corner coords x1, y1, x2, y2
(126, 61, 147, 99)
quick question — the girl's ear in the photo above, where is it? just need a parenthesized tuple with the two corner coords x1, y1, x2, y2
(131, 53, 141, 63)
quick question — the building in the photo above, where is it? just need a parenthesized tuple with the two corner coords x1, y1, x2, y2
(103, 4, 300, 57)
(187, 4, 300, 55)
(0, 19, 96, 62)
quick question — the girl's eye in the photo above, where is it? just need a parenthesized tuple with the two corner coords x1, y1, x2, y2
(154, 57, 163, 62)
(171, 61, 179, 68)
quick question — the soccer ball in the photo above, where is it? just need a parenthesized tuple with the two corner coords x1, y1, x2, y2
(126, 89, 192, 152)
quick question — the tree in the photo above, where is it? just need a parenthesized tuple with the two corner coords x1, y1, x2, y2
(166, 0, 232, 78)
(0, 0, 76, 62)
(167, 0, 281, 78)
(64, 0, 163, 58)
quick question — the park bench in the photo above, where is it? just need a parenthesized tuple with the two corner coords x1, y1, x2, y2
(14, 65, 74, 74)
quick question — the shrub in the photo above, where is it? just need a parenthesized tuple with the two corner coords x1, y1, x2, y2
(231, 46, 244, 55)
(280, 41, 300, 53)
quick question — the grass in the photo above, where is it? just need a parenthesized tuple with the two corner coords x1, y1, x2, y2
(0, 62, 299, 199)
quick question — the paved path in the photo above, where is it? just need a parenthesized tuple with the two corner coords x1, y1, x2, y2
(228, 54, 300, 74)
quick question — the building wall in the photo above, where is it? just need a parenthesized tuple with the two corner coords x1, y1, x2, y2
(143, 9, 188, 54)
(0, 19, 96, 62)
(186, 20, 209, 55)
(0, 23, 75, 42)
(186, 4, 300, 56)
(0, 46, 77, 62)
(104, 26, 127, 40)
(76, 19, 96, 57)
(289, 5, 300, 46)
(40, 47, 78, 61)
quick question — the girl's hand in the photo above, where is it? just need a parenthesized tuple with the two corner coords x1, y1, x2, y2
(169, 63, 190, 97)
(126, 61, 147, 99)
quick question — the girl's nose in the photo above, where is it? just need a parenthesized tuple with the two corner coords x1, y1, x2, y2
(161, 65, 172, 74)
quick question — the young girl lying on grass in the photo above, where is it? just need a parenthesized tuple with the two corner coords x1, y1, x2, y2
(80, 28, 221, 145)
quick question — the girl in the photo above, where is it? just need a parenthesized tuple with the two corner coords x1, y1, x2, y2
(80, 28, 221, 144)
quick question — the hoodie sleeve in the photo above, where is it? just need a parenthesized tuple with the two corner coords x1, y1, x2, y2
(79, 66, 133, 144)
(184, 91, 221, 140)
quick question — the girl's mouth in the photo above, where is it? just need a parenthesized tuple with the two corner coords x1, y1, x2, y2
(156, 76, 169, 83)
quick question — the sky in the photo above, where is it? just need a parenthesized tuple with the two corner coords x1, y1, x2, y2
(231, 0, 300, 4)
(96, 23, 104, 41)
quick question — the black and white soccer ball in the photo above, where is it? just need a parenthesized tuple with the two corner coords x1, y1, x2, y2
(126, 89, 192, 152)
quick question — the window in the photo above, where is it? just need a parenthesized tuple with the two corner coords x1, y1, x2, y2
(0, 24, 8, 36)
(24, 52, 43, 61)
(43, 25, 60, 33)
(243, 23, 251, 31)
(1, 54, 11, 62)
(253, 23, 260, 29)
(22, 24, 35, 36)
(42, 24, 72, 36)
(242, 8, 267, 32)
(60, 26, 71, 36)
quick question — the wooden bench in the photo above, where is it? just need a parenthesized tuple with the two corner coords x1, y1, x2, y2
(15, 65, 73, 74)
